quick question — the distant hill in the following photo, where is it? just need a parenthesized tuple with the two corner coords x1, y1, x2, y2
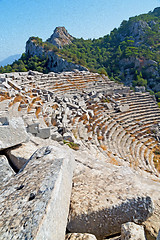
(0, 7, 160, 100)
(0, 54, 21, 67)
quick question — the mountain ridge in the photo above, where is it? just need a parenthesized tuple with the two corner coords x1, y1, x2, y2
(0, 7, 160, 100)
(0, 54, 21, 67)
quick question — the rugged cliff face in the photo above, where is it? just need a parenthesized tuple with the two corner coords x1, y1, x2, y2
(47, 26, 74, 49)
(25, 28, 87, 73)
(119, 56, 160, 91)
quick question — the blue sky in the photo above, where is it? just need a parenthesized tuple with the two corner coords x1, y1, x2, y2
(0, 0, 159, 62)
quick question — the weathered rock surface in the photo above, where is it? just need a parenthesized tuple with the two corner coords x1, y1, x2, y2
(121, 222, 146, 240)
(5, 147, 27, 173)
(157, 230, 160, 240)
(0, 144, 75, 240)
(0, 117, 28, 150)
(67, 147, 160, 240)
(47, 26, 74, 49)
(65, 233, 97, 240)
(26, 37, 87, 73)
(0, 155, 14, 184)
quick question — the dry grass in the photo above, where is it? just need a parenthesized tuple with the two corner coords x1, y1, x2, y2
(35, 106, 42, 118)
(18, 105, 22, 112)
(31, 96, 41, 104)
(13, 95, 22, 104)
(81, 114, 88, 121)
(97, 135, 104, 141)
(100, 144, 107, 150)
(52, 104, 59, 110)
(51, 119, 57, 126)
(27, 103, 33, 113)
(72, 128, 78, 139)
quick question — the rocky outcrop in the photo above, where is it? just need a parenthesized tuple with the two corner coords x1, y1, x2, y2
(26, 28, 87, 73)
(119, 20, 150, 44)
(0, 144, 75, 240)
(47, 26, 74, 49)
(119, 56, 160, 89)
(0, 117, 28, 151)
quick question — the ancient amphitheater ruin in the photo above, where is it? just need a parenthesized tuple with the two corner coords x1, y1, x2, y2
(0, 70, 160, 240)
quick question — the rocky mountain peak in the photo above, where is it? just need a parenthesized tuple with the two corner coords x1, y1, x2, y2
(47, 26, 74, 49)
(152, 7, 160, 17)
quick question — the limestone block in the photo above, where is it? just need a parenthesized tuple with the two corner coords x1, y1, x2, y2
(5, 72, 19, 79)
(0, 145, 75, 240)
(0, 73, 6, 81)
(27, 123, 39, 134)
(104, 102, 112, 110)
(51, 132, 63, 142)
(67, 102, 79, 110)
(0, 117, 9, 125)
(0, 117, 28, 150)
(121, 222, 146, 240)
(7, 78, 21, 90)
(0, 155, 15, 184)
(135, 86, 146, 93)
(65, 233, 97, 240)
(117, 104, 129, 112)
(63, 132, 74, 142)
(36, 127, 51, 139)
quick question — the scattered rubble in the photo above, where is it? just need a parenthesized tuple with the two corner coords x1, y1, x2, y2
(0, 70, 160, 239)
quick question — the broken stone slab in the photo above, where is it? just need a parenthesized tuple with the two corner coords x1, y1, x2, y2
(115, 104, 129, 112)
(67, 148, 160, 240)
(26, 123, 39, 134)
(103, 102, 112, 110)
(67, 102, 79, 110)
(119, 104, 129, 112)
(68, 195, 153, 240)
(0, 145, 75, 240)
(3, 135, 63, 173)
(121, 222, 146, 240)
(135, 86, 146, 93)
(0, 155, 15, 184)
(0, 117, 9, 125)
(65, 233, 97, 240)
(5, 72, 20, 79)
(4, 147, 28, 173)
(51, 132, 63, 142)
(63, 132, 74, 142)
(0, 74, 6, 82)
(36, 127, 51, 139)
(7, 78, 21, 90)
(0, 117, 29, 150)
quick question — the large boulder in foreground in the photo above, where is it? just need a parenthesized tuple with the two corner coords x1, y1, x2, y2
(67, 146, 160, 240)
(0, 144, 75, 240)
(0, 117, 28, 150)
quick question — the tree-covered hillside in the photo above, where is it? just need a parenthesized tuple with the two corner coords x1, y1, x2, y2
(0, 7, 160, 98)
(60, 7, 160, 85)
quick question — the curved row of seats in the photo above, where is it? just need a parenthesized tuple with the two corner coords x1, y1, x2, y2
(70, 93, 160, 177)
